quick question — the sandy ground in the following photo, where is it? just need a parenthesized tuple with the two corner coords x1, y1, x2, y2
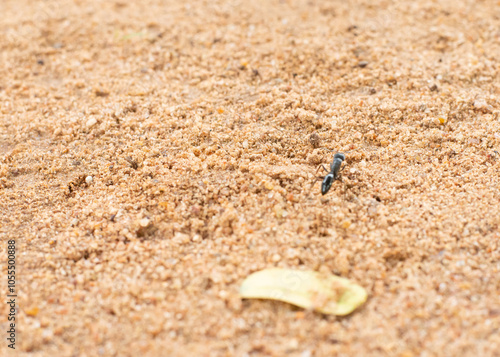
(1, 0, 500, 356)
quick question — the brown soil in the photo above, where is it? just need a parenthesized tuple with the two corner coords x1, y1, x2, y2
(1, 0, 500, 356)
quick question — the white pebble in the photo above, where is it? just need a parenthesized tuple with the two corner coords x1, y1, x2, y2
(139, 218, 150, 227)
(242, 140, 249, 149)
(85, 176, 93, 184)
(42, 328, 53, 339)
(473, 99, 492, 112)
(473, 99, 487, 109)
(85, 117, 97, 127)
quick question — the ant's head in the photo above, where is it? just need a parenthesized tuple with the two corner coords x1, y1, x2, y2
(334, 152, 345, 161)
(321, 174, 334, 195)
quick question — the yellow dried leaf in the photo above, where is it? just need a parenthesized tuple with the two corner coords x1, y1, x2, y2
(240, 268, 367, 315)
(25, 307, 39, 317)
(264, 181, 274, 190)
(158, 202, 170, 209)
(341, 220, 351, 229)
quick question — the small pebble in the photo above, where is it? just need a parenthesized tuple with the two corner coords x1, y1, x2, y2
(139, 218, 150, 227)
(473, 99, 492, 113)
(85, 118, 97, 127)
(288, 339, 299, 350)
(309, 132, 321, 148)
(264, 181, 274, 190)
(85, 176, 93, 184)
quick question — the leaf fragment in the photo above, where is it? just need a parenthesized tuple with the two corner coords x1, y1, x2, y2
(240, 268, 367, 315)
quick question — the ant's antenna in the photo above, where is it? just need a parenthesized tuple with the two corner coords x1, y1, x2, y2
(319, 147, 355, 155)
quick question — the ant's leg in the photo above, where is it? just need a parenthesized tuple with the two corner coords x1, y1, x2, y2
(313, 164, 329, 175)
(320, 147, 335, 153)
(307, 176, 324, 197)
(306, 164, 329, 198)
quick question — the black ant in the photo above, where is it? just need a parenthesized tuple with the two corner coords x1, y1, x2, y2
(309, 152, 346, 195)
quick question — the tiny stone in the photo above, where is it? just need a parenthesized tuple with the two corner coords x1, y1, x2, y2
(85, 176, 93, 184)
(358, 61, 369, 68)
(86, 118, 97, 127)
(473, 99, 492, 113)
(265, 181, 274, 190)
(140, 218, 150, 227)
(288, 339, 299, 350)
(309, 132, 321, 148)
(474, 99, 487, 108)
(242, 140, 249, 149)
(272, 254, 281, 262)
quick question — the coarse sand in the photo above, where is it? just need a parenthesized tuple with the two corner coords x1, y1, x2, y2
(1, 0, 500, 356)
